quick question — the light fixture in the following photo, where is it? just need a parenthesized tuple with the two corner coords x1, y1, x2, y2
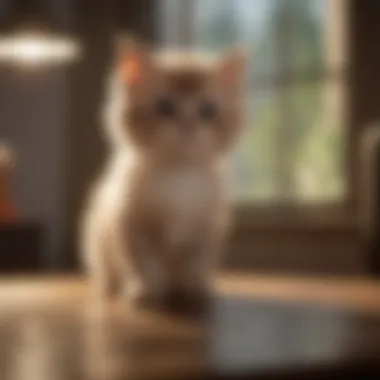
(0, 0, 80, 68)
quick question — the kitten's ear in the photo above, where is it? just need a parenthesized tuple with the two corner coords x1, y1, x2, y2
(117, 37, 154, 87)
(217, 49, 247, 90)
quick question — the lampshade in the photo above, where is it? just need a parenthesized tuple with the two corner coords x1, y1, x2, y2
(0, 0, 80, 67)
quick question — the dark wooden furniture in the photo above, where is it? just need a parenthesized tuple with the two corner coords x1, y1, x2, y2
(0, 222, 43, 273)
(0, 275, 379, 380)
(360, 126, 380, 276)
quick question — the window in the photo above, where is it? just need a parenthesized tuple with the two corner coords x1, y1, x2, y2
(160, 0, 347, 206)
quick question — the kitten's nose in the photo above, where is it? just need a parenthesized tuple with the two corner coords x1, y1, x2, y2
(180, 120, 194, 135)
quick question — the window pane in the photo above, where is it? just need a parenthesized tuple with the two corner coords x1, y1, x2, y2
(289, 80, 346, 202)
(278, 0, 325, 73)
(193, 0, 346, 76)
(232, 81, 345, 203)
(232, 90, 282, 203)
(232, 80, 346, 204)
(194, 0, 280, 79)
(286, 0, 346, 73)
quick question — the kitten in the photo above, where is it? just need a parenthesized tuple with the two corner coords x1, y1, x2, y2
(82, 40, 246, 307)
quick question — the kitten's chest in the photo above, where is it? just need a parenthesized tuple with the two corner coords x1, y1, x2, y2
(121, 162, 227, 246)
(144, 167, 217, 215)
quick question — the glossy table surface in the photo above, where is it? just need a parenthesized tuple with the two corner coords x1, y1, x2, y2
(0, 274, 380, 379)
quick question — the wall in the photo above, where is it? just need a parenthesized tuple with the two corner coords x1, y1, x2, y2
(0, 70, 68, 267)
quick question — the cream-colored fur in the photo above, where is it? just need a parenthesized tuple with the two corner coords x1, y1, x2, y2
(82, 44, 245, 305)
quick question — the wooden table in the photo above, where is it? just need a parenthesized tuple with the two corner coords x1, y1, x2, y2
(0, 274, 380, 379)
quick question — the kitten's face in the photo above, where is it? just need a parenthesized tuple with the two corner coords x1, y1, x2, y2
(120, 45, 246, 162)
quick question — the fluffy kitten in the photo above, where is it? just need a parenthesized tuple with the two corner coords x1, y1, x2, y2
(82, 41, 246, 307)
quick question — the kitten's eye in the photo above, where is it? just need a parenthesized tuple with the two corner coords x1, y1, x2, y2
(198, 100, 217, 121)
(155, 97, 176, 118)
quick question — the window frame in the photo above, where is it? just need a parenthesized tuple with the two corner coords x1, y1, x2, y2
(160, 0, 353, 226)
